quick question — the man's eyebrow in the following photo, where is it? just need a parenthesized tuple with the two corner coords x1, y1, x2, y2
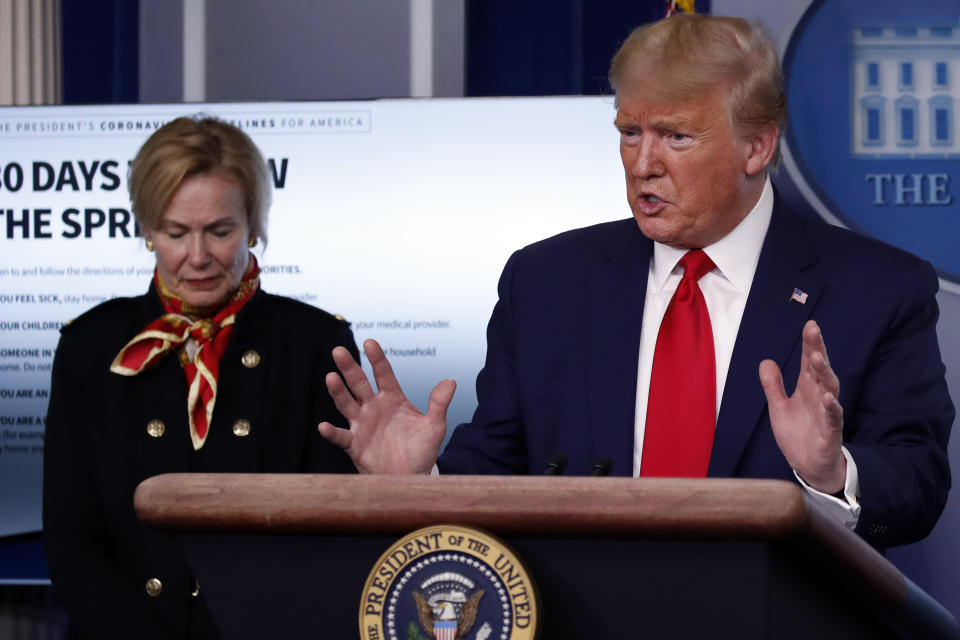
(613, 115, 696, 130)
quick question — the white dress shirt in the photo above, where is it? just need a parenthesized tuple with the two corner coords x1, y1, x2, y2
(632, 177, 861, 528)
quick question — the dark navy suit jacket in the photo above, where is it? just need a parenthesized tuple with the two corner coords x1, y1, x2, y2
(438, 199, 953, 548)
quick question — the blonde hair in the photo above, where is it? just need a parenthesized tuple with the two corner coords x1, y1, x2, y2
(129, 115, 271, 243)
(609, 14, 786, 165)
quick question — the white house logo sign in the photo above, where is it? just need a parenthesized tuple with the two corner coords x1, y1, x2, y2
(781, 0, 959, 284)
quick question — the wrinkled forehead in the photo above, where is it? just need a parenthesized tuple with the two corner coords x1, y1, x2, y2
(615, 76, 736, 133)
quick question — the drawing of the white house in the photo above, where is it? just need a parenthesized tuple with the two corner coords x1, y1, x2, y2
(851, 21, 959, 158)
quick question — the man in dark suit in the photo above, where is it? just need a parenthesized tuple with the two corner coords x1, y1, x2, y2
(319, 14, 953, 549)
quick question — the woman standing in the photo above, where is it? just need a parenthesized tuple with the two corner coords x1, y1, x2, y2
(43, 116, 358, 639)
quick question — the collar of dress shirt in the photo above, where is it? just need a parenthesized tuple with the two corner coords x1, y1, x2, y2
(649, 176, 774, 291)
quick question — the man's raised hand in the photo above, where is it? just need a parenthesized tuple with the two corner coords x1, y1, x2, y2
(318, 339, 456, 474)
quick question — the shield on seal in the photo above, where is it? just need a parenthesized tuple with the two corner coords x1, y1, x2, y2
(434, 619, 457, 640)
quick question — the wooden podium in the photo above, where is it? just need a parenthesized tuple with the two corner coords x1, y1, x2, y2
(135, 474, 959, 639)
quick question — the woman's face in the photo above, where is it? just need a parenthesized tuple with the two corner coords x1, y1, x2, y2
(144, 171, 251, 311)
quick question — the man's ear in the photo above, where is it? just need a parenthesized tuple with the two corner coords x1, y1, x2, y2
(744, 125, 779, 176)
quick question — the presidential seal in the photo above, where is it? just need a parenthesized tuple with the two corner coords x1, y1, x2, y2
(359, 525, 538, 640)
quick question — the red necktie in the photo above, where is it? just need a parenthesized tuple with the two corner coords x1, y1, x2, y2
(641, 249, 716, 477)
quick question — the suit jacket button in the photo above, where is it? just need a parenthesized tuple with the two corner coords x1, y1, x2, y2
(145, 578, 163, 597)
(233, 419, 251, 437)
(241, 350, 261, 368)
(146, 420, 165, 438)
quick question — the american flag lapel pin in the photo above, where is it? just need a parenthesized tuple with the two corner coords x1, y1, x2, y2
(790, 288, 809, 305)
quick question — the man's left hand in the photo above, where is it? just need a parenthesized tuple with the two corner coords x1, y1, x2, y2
(759, 319, 846, 494)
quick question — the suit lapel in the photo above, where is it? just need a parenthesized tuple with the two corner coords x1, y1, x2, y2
(708, 202, 823, 477)
(585, 222, 652, 476)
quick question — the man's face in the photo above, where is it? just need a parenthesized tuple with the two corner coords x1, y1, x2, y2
(615, 86, 769, 249)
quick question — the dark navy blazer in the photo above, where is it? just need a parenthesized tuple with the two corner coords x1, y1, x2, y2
(43, 288, 359, 639)
(439, 199, 953, 549)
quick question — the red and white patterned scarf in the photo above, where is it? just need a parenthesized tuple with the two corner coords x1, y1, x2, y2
(110, 254, 260, 450)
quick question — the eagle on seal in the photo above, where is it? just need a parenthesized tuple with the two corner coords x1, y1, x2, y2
(413, 589, 484, 639)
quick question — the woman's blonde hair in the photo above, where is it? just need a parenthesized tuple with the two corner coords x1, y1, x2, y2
(129, 115, 271, 243)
